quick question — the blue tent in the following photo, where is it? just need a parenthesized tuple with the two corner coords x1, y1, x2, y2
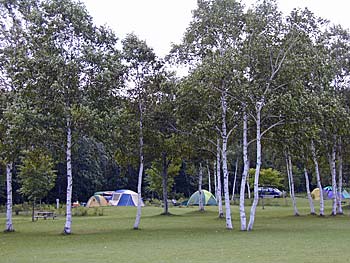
(323, 186, 350, 199)
(109, 189, 145, 206)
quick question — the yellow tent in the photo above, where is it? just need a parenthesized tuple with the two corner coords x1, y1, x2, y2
(86, 195, 109, 208)
(311, 188, 320, 200)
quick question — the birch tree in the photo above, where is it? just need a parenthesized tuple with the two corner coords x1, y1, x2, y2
(311, 140, 324, 216)
(284, 150, 300, 216)
(239, 108, 249, 230)
(303, 164, 316, 215)
(0, 0, 28, 232)
(198, 163, 204, 211)
(0, 0, 124, 234)
(122, 33, 161, 229)
(243, 1, 298, 231)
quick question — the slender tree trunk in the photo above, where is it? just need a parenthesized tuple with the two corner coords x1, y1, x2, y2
(198, 163, 204, 211)
(216, 139, 223, 218)
(221, 91, 232, 230)
(63, 118, 72, 234)
(5, 162, 14, 232)
(285, 151, 299, 216)
(240, 109, 249, 231)
(304, 167, 316, 215)
(246, 174, 251, 199)
(311, 140, 324, 216)
(162, 152, 169, 215)
(207, 163, 212, 193)
(247, 104, 262, 231)
(329, 138, 337, 216)
(337, 137, 343, 214)
(231, 157, 238, 201)
(214, 162, 217, 200)
(134, 101, 144, 229)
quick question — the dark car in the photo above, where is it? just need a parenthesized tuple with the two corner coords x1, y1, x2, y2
(258, 187, 283, 198)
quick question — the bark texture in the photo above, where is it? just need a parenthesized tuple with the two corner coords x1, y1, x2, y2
(64, 119, 72, 234)
(134, 101, 144, 229)
(337, 138, 343, 214)
(329, 139, 337, 216)
(285, 152, 299, 216)
(304, 167, 315, 215)
(247, 103, 262, 231)
(221, 92, 232, 229)
(311, 140, 324, 216)
(216, 139, 223, 218)
(240, 110, 248, 231)
(5, 163, 14, 232)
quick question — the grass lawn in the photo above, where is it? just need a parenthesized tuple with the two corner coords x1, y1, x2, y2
(1, 198, 350, 263)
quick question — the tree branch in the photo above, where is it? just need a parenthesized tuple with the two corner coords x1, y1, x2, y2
(260, 120, 284, 138)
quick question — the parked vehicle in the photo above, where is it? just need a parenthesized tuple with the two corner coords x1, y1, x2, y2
(258, 187, 283, 198)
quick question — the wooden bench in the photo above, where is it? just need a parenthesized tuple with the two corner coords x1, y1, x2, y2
(34, 211, 57, 220)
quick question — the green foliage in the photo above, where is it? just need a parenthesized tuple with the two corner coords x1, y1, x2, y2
(17, 149, 57, 202)
(145, 160, 181, 198)
(249, 168, 284, 189)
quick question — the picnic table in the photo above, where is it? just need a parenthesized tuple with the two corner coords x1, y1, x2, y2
(34, 211, 57, 220)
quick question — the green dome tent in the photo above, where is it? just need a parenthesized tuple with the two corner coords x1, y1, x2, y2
(187, 190, 217, 206)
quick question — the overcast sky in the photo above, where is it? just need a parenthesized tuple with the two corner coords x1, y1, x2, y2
(81, 0, 350, 57)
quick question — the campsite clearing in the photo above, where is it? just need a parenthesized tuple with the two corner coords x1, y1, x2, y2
(1, 198, 350, 263)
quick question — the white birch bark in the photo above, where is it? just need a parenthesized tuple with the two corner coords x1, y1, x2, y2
(304, 167, 315, 215)
(5, 163, 14, 232)
(221, 92, 232, 229)
(207, 163, 212, 194)
(286, 152, 299, 216)
(337, 137, 343, 214)
(214, 162, 217, 200)
(231, 157, 238, 201)
(311, 140, 324, 216)
(216, 139, 223, 218)
(240, 109, 249, 231)
(198, 163, 204, 211)
(246, 174, 251, 199)
(247, 102, 262, 231)
(64, 118, 72, 234)
(134, 101, 144, 229)
(328, 138, 337, 216)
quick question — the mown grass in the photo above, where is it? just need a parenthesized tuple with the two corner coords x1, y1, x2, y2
(1, 198, 350, 263)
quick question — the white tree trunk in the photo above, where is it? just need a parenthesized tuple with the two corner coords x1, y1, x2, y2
(329, 138, 337, 216)
(311, 140, 324, 216)
(198, 163, 204, 211)
(221, 92, 232, 230)
(207, 163, 212, 194)
(231, 157, 238, 201)
(286, 151, 299, 216)
(337, 137, 343, 214)
(247, 104, 262, 231)
(216, 139, 223, 218)
(240, 109, 249, 231)
(134, 101, 144, 229)
(214, 162, 217, 200)
(5, 163, 14, 232)
(246, 174, 251, 199)
(64, 118, 73, 234)
(304, 167, 315, 215)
